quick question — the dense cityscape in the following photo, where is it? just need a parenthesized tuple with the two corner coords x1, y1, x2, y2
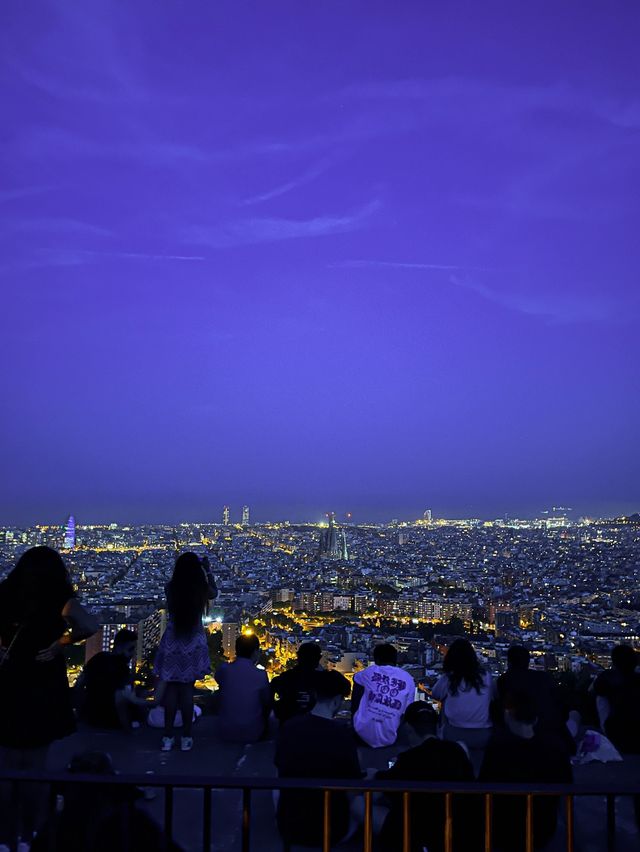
(2, 508, 638, 694)
(3, 1, 640, 848)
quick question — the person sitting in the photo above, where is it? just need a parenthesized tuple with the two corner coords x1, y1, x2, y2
(271, 641, 323, 724)
(76, 629, 145, 730)
(30, 751, 183, 852)
(352, 643, 415, 748)
(275, 670, 361, 848)
(592, 644, 640, 754)
(215, 633, 271, 742)
(479, 688, 573, 851)
(497, 645, 576, 755)
(375, 702, 482, 852)
(431, 639, 496, 767)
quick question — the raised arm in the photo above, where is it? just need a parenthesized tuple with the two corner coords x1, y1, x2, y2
(62, 598, 99, 642)
(201, 557, 218, 600)
(35, 598, 98, 662)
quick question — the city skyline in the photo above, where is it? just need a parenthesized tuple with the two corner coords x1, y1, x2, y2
(2, 502, 638, 530)
(1, 2, 639, 525)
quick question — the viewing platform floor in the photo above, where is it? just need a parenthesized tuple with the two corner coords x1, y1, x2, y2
(45, 716, 639, 852)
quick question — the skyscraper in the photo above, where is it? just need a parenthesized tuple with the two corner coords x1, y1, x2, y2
(222, 505, 230, 525)
(423, 509, 433, 523)
(63, 514, 76, 549)
(242, 505, 250, 526)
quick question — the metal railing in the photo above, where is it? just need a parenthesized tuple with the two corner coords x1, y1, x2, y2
(1, 770, 639, 852)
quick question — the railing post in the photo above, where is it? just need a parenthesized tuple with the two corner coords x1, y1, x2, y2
(444, 792, 453, 852)
(164, 785, 174, 846)
(125, 796, 137, 852)
(363, 790, 373, 852)
(202, 786, 211, 852)
(565, 794, 574, 852)
(242, 787, 251, 852)
(10, 779, 20, 852)
(606, 794, 616, 851)
(484, 793, 492, 852)
(525, 793, 534, 852)
(47, 782, 58, 852)
(322, 789, 331, 852)
(402, 791, 411, 852)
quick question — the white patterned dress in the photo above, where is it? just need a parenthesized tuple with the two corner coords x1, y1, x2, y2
(154, 618, 210, 683)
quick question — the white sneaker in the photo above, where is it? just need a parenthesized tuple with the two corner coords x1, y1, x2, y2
(160, 736, 175, 752)
(180, 736, 193, 752)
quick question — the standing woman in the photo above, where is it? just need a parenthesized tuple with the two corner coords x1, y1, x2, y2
(0, 546, 98, 844)
(154, 552, 217, 752)
(431, 638, 496, 772)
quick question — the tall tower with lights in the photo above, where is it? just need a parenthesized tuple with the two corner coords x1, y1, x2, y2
(64, 514, 76, 549)
(222, 505, 230, 526)
(242, 505, 250, 526)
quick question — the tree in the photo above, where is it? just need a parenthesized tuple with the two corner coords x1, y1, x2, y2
(439, 617, 466, 636)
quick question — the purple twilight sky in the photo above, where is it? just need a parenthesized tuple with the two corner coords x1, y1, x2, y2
(1, 1, 639, 525)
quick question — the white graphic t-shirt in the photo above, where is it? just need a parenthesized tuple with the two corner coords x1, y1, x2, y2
(353, 664, 415, 747)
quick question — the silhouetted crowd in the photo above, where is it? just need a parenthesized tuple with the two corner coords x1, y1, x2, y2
(1, 547, 639, 851)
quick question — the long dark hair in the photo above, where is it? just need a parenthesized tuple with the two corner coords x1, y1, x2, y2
(166, 552, 208, 635)
(0, 546, 74, 623)
(443, 638, 485, 695)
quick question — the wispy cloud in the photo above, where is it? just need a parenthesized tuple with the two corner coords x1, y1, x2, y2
(0, 185, 55, 204)
(333, 257, 625, 324)
(184, 200, 381, 249)
(340, 76, 640, 130)
(12, 126, 337, 170)
(7, 218, 113, 238)
(2, 249, 206, 272)
(331, 259, 489, 272)
(11, 61, 129, 105)
(1, 1, 146, 107)
(450, 274, 622, 324)
(14, 127, 210, 166)
(112, 252, 205, 262)
(240, 159, 331, 206)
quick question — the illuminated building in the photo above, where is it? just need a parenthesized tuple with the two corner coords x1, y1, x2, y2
(495, 609, 519, 636)
(85, 621, 138, 663)
(272, 588, 294, 604)
(222, 620, 239, 658)
(63, 514, 76, 549)
(136, 609, 168, 664)
(318, 513, 348, 560)
(378, 597, 472, 623)
(242, 505, 250, 526)
(222, 505, 230, 526)
(423, 509, 432, 523)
